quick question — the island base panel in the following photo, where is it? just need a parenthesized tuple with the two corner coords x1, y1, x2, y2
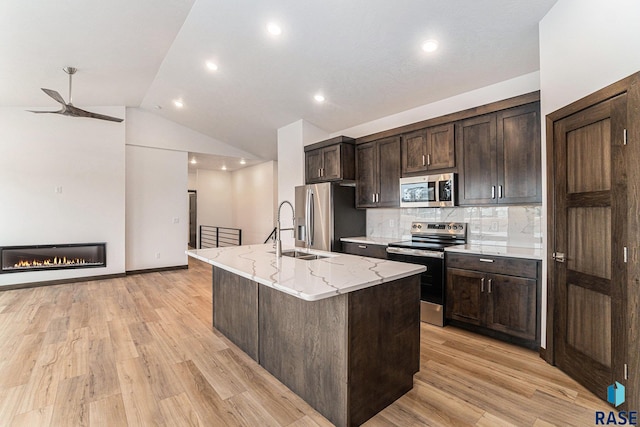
(260, 275, 420, 427)
(259, 286, 349, 427)
(212, 266, 259, 361)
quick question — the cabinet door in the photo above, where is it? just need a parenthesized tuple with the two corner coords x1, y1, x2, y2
(321, 145, 342, 181)
(305, 149, 323, 183)
(458, 114, 497, 205)
(377, 137, 401, 207)
(496, 103, 541, 204)
(401, 130, 428, 175)
(485, 273, 537, 341)
(426, 123, 455, 170)
(356, 142, 378, 208)
(446, 268, 483, 326)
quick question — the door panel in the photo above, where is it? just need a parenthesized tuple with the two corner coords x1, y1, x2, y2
(322, 146, 341, 180)
(458, 114, 497, 204)
(486, 273, 537, 340)
(427, 123, 455, 170)
(567, 120, 611, 193)
(402, 130, 427, 174)
(446, 268, 482, 326)
(497, 104, 541, 203)
(377, 137, 401, 207)
(306, 149, 323, 183)
(355, 142, 377, 208)
(552, 94, 626, 402)
(566, 284, 611, 367)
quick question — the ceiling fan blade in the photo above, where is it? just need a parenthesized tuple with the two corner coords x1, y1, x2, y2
(67, 105, 124, 123)
(41, 88, 67, 105)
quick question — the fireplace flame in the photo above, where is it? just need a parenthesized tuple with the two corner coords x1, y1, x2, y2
(14, 257, 88, 268)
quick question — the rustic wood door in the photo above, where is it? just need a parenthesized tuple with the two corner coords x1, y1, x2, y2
(552, 94, 627, 402)
(321, 145, 341, 180)
(401, 130, 428, 175)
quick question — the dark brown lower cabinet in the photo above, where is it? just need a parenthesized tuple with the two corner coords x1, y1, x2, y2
(446, 253, 540, 349)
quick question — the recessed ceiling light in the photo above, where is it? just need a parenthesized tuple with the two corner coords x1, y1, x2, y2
(422, 39, 439, 53)
(190, 158, 197, 164)
(221, 165, 227, 171)
(240, 159, 246, 165)
(206, 61, 218, 71)
(267, 22, 282, 36)
(314, 94, 325, 103)
(173, 99, 184, 108)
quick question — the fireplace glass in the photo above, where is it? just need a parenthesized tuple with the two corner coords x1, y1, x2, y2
(0, 243, 106, 274)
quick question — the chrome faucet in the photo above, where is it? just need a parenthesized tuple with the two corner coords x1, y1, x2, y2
(276, 200, 295, 257)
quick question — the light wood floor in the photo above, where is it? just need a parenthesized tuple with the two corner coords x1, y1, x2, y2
(0, 258, 610, 426)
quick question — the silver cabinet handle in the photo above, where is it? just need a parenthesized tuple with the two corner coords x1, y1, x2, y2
(358, 245, 367, 249)
(422, 154, 426, 166)
(321, 168, 324, 177)
(491, 186, 496, 199)
(498, 185, 503, 198)
(479, 258, 494, 263)
(427, 154, 431, 166)
(372, 193, 376, 203)
(481, 277, 485, 292)
(487, 278, 492, 293)
(318, 168, 321, 177)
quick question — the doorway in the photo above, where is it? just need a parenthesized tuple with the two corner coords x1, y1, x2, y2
(546, 72, 639, 409)
(188, 190, 197, 248)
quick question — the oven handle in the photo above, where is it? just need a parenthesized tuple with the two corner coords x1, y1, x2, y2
(386, 247, 444, 259)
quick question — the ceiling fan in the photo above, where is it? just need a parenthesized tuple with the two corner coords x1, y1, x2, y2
(27, 67, 123, 123)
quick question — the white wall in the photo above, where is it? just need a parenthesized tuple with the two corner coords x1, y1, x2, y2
(195, 169, 234, 241)
(126, 108, 258, 159)
(538, 0, 640, 348)
(333, 72, 541, 138)
(231, 161, 278, 245)
(125, 145, 188, 271)
(0, 107, 126, 286)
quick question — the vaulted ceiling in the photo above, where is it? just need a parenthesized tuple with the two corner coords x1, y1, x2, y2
(1, 0, 557, 161)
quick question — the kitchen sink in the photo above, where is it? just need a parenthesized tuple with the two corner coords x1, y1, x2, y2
(271, 250, 329, 260)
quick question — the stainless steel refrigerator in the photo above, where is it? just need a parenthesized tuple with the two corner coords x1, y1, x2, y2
(294, 182, 365, 252)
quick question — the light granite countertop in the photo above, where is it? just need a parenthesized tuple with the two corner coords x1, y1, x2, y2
(445, 244, 543, 260)
(187, 244, 425, 301)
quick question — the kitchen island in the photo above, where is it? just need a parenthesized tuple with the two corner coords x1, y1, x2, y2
(187, 244, 425, 427)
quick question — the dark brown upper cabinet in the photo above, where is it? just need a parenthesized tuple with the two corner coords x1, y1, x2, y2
(356, 136, 401, 208)
(401, 123, 455, 176)
(457, 102, 541, 205)
(304, 136, 355, 184)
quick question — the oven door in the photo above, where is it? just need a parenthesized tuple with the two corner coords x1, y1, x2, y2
(385, 247, 444, 304)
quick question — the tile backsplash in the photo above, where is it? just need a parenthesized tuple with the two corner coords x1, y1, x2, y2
(366, 206, 542, 248)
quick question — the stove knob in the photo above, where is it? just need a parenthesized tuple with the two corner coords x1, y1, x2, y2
(417, 224, 422, 229)
(447, 225, 451, 230)
(453, 225, 458, 230)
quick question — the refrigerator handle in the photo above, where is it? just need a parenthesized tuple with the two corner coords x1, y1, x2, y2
(309, 188, 315, 246)
(305, 187, 312, 247)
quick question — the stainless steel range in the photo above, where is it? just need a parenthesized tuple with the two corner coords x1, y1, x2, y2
(386, 222, 467, 326)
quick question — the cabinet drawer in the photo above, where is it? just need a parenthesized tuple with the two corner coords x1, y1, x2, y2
(342, 242, 387, 259)
(446, 253, 538, 279)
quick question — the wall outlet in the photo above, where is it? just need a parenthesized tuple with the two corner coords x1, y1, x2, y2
(490, 221, 499, 232)
(155, 252, 161, 259)
(389, 219, 395, 228)
(173, 217, 179, 224)
(55, 186, 63, 194)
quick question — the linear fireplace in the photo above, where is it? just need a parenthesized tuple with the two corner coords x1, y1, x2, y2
(0, 243, 106, 274)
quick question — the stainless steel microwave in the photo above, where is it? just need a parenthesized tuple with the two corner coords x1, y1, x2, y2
(399, 173, 457, 207)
